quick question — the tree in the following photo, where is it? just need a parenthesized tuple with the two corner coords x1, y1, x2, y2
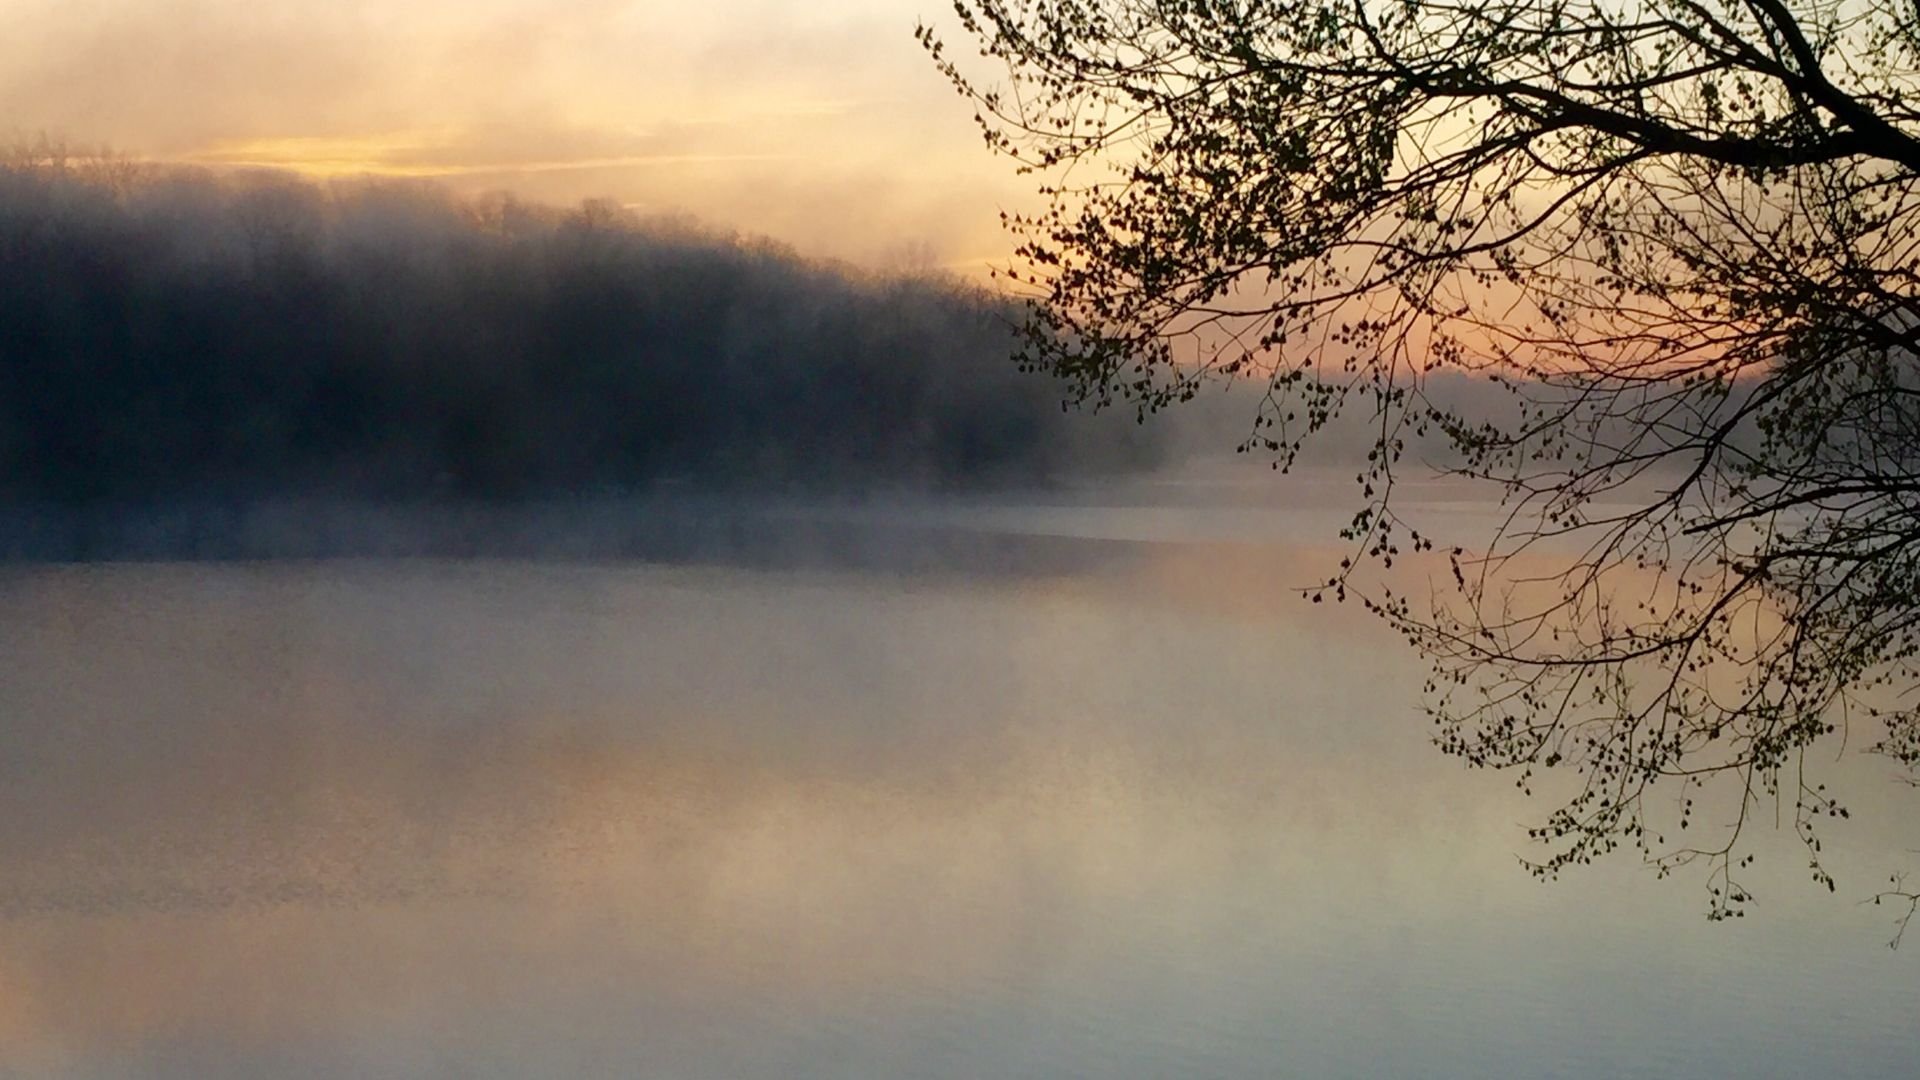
(0, 159, 1154, 508)
(922, 0, 1920, 940)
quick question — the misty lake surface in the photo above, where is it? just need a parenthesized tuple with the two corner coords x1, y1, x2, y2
(1, 468, 1913, 1078)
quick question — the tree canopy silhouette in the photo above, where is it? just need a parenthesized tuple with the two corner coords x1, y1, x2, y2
(0, 146, 1158, 507)
(925, 0, 1920, 937)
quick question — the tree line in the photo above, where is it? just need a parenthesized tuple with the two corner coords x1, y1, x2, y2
(0, 155, 1158, 504)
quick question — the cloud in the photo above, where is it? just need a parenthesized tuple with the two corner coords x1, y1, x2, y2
(180, 119, 785, 177)
(0, 0, 401, 150)
(0, 0, 1028, 265)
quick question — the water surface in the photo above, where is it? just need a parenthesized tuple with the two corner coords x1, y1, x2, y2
(1, 484, 1913, 1078)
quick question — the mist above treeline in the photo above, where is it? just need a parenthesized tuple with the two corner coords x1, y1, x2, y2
(0, 152, 1170, 506)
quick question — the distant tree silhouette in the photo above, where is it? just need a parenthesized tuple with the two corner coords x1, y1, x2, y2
(0, 147, 1158, 505)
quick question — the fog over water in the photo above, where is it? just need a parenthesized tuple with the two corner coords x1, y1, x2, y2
(1, 144, 1913, 1080)
(0, 472, 1913, 1079)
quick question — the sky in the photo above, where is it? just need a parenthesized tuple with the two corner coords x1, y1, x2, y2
(0, 0, 1030, 272)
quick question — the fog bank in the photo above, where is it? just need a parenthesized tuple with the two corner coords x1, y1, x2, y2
(0, 159, 1161, 505)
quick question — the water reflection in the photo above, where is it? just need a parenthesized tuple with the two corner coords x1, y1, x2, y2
(0, 529, 1913, 1078)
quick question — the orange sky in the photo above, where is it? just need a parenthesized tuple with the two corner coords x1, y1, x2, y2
(0, 0, 1031, 272)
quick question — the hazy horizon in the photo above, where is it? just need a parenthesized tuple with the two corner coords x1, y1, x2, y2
(0, 0, 1026, 274)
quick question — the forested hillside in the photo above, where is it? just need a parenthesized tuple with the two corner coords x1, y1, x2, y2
(0, 161, 1158, 503)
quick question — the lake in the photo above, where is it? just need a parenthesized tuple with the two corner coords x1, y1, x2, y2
(0, 471, 1913, 1078)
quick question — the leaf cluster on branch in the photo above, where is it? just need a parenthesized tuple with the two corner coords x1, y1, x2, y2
(924, 0, 1920, 937)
